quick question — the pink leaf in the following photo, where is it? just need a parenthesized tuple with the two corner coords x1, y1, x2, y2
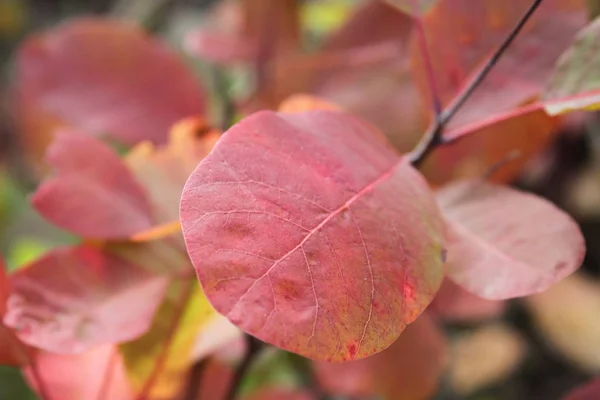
(31, 130, 154, 240)
(13, 17, 206, 161)
(3, 246, 168, 354)
(437, 180, 585, 299)
(428, 278, 506, 322)
(25, 345, 134, 400)
(563, 378, 600, 400)
(180, 110, 445, 361)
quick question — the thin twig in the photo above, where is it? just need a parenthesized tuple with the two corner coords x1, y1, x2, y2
(224, 334, 264, 400)
(409, 0, 544, 166)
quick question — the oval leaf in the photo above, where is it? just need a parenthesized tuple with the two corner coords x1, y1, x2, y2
(180, 110, 445, 361)
(13, 17, 206, 161)
(3, 246, 168, 354)
(31, 130, 153, 240)
(437, 180, 585, 299)
(314, 313, 447, 400)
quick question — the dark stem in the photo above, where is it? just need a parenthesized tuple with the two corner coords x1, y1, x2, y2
(182, 358, 209, 400)
(224, 334, 264, 400)
(409, 0, 544, 167)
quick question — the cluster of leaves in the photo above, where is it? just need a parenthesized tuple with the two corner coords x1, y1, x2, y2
(1, 0, 600, 399)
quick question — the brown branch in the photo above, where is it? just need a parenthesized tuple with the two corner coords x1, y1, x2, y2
(409, 0, 544, 167)
(224, 334, 263, 400)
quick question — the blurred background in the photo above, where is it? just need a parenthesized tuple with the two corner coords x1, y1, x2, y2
(1, 1, 600, 400)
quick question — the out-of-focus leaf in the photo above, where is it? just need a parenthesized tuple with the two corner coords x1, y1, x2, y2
(314, 313, 447, 400)
(278, 94, 343, 113)
(180, 110, 445, 361)
(31, 131, 153, 240)
(449, 324, 526, 395)
(125, 116, 220, 224)
(1, 258, 30, 367)
(24, 345, 133, 400)
(382, 0, 438, 16)
(411, 0, 586, 129)
(3, 245, 168, 354)
(437, 180, 585, 299)
(120, 279, 214, 400)
(190, 314, 242, 362)
(301, 0, 354, 36)
(0, 366, 38, 400)
(422, 106, 558, 185)
(13, 17, 206, 163)
(563, 377, 600, 400)
(526, 274, 600, 372)
(428, 278, 506, 322)
(544, 16, 600, 115)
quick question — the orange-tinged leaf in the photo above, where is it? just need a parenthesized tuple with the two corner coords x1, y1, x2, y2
(130, 221, 182, 243)
(31, 130, 154, 240)
(3, 246, 168, 354)
(278, 94, 342, 113)
(544, 16, 600, 115)
(13, 17, 206, 163)
(120, 279, 214, 400)
(526, 274, 600, 372)
(24, 345, 134, 400)
(411, 0, 586, 129)
(563, 378, 600, 400)
(180, 110, 445, 361)
(314, 313, 447, 400)
(126, 116, 220, 224)
(422, 106, 558, 185)
(437, 180, 585, 299)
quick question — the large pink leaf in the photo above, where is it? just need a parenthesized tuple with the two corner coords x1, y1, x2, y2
(180, 110, 445, 361)
(25, 345, 134, 400)
(3, 245, 168, 354)
(437, 180, 585, 299)
(563, 378, 600, 400)
(13, 17, 205, 162)
(31, 130, 153, 240)
(314, 313, 447, 400)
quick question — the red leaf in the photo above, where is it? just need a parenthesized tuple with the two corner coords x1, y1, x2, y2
(13, 17, 205, 162)
(382, 0, 438, 16)
(563, 378, 600, 400)
(437, 180, 585, 299)
(410, 0, 586, 129)
(31, 130, 154, 240)
(244, 389, 314, 400)
(428, 278, 506, 322)
(24, 345, 134, 400)
(180, 110, 445, 361)
(314, 313, 447, 400)
(3, 245, 168, 353)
